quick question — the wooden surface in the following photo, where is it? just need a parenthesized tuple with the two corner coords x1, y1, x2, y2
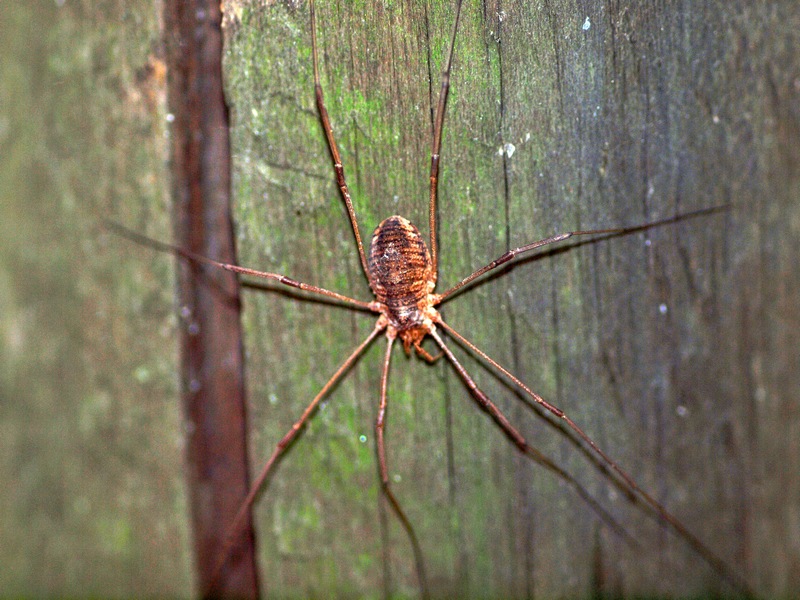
(163, 1, 259, 596)
(224, 1, 799, 598)
(1, 0, 798, 598)
(0, 0, 192, 597)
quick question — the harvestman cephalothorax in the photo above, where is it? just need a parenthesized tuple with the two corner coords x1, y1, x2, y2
(114, 0, 753, 597)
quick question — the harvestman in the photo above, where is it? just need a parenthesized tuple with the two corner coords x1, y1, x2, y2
(116, 0, 750, 596)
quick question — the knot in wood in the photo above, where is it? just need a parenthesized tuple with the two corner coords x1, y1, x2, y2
(368, 216, 437, 336)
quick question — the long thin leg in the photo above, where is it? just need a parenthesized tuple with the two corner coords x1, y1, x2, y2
(376, 335, 430, 599)
(435, 205, 728, 304)
(206, 320, 387, 596)
(429, 0, 464, 277)
(428, 330, 634, 544)
(106, 220, 378, 311)
(435, 320, 754, 597)
(310, 0, 369, 279)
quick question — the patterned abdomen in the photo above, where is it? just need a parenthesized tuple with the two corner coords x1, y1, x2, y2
(368, 216, 434, 330)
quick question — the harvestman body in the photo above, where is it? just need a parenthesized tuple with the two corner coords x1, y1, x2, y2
(114, 0, 751, 597)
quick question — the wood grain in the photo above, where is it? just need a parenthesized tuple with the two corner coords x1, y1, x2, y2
(223, 0, 798, 597)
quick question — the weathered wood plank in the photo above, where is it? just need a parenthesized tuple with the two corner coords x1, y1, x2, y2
(224, 0, 799, 597)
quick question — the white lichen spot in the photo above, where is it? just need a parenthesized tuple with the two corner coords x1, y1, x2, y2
(497, 141, 518, 157)
(755, 386, 767, 403)
(582, 16, 591, 31)
(676, 405, 689, 418)
(134, 365, 151, 384)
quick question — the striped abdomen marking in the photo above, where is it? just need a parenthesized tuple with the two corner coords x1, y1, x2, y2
(368, 216, 435, 331)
